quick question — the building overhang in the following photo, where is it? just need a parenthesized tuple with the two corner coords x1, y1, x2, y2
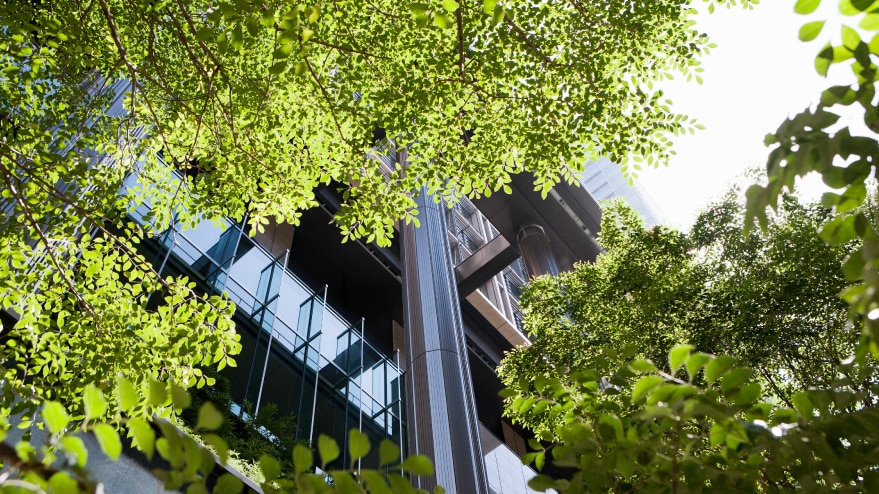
(470, 172, 602, 271)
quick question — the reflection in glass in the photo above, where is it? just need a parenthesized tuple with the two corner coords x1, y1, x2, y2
(122, 169, 405, 468)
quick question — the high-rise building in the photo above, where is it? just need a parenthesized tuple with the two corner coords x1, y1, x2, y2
(3, 83, 605, 493)
(119, 165, 601, 493)
(581, 157, 666, 227)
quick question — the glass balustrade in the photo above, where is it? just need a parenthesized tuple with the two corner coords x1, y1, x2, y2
(121, 170, 405, 466)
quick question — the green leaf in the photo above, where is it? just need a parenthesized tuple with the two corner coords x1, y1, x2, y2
(148, 379, 168, 407)
(735, 383, 762, 405)
(816, 43, 834, 76)
(187, 482, 210, 494)
(42, 401, 69, 435)
(61, 435, 89, 467)
(443, 0, 459, 11)
(85, 262, 99, 278)
(629, 359, 657, 372)
(117, 377, 139, 411)
(434, 13, 452, 29)
(709, 423, 727, 446)
(230, 24, 243, 51)
(293, 444, 313, 474)
(842, 25, 861, 50)
(820, 215, 858, 245)
(259, 454, 281, 481)
(705, 355, 736, 383)
(685, 353, 710, 381)
(49, 472, 79, 494)
(799, 21, 825, 41)
(203, 433, 229, 464)
(307, 5, 321, 23)
(820, 85, 856, 106)
(720, 368, 752, 395)
(842, 252, 865, 281)
(529, 475, 560, 491)
(851, 0, 876, 11)
(379, 439, 400, 466)
(128, 418, 156, 459)
(668, 344, 692, 374)
(861, 14, 879, 29)
(401, 455, 434, 476)
(492, 4, 505, 25)
(331, 472, 360, 492)
(836, 183, 867, 213)
(268, 61, 287, 75)
(632, 375, 663, 402)
(794, 0, 821, 14)
(84, 384, 107, 421)
(361, 471, 395, 494)
(598, 414, 624, 440)
(870, 33, 879, 54)
(348, 429, 371, 463)
(196, 402, 223, 431)
(483, 0, 498, 14)
(214, 473, 243, 494)
(793, 392, 815, 418)
(273, 44, 292, 59)
(93, 423, 122, 460)
(171, 384, 191, 410)
(409, 2, 430, 15)
(318, 434, 340, 467)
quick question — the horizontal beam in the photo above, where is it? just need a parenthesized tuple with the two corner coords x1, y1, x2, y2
(455, 235, 519, 296)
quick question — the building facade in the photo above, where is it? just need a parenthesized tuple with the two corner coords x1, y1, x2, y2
(581, 157, 666, 227)
(112, 157, 604, 492)
(4, 81, 607, 493)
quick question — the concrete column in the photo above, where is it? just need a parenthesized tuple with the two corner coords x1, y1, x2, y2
(517, 224, 559, 278)
(401, 188, 489, 494)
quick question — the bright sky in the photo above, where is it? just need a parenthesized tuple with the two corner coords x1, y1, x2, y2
(637, 0, 850, 230)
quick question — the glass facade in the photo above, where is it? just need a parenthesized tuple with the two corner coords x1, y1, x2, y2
(580, 157, 666, 227)
(122, 172, 405, 467)
(479, 423, 553, 494)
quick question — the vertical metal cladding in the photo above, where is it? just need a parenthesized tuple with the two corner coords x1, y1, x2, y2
(402, 188, 489, 494)
(516, 224, 560, 279)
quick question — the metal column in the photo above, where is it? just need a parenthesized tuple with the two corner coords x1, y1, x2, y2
(401, 189, 489, 494)
(517, 224, 559, 279)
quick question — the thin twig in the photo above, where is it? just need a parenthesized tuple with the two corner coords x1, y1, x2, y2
(0, 165, 101, 327)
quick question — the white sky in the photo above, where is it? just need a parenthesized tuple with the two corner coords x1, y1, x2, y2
(637, 0, 851, 230)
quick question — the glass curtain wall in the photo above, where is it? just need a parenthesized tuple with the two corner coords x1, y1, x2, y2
(121, 171, 405, 467)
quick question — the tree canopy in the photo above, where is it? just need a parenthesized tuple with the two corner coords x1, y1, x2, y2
(0, 0, 750, 440)
(1, 0, 752, 244)
(499, 193, 867, 436)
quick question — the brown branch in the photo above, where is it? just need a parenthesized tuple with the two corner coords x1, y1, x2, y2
(164, 7, 214, 84)
(456, 4, 465, 81)
(504, 15, 570, 69)
(0, 441, 75, 489)
(303, 55, 346, 142)
(96, 0, 139, 83)
(310, 38, 388, 59)
(757, 367, 794, 409)
(0, 164, 101, 328)
(175, 0, 231, 87)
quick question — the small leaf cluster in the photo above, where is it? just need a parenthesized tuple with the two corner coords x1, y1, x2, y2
(516, 346, 879, 493)
(1, 380, 441, 494)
